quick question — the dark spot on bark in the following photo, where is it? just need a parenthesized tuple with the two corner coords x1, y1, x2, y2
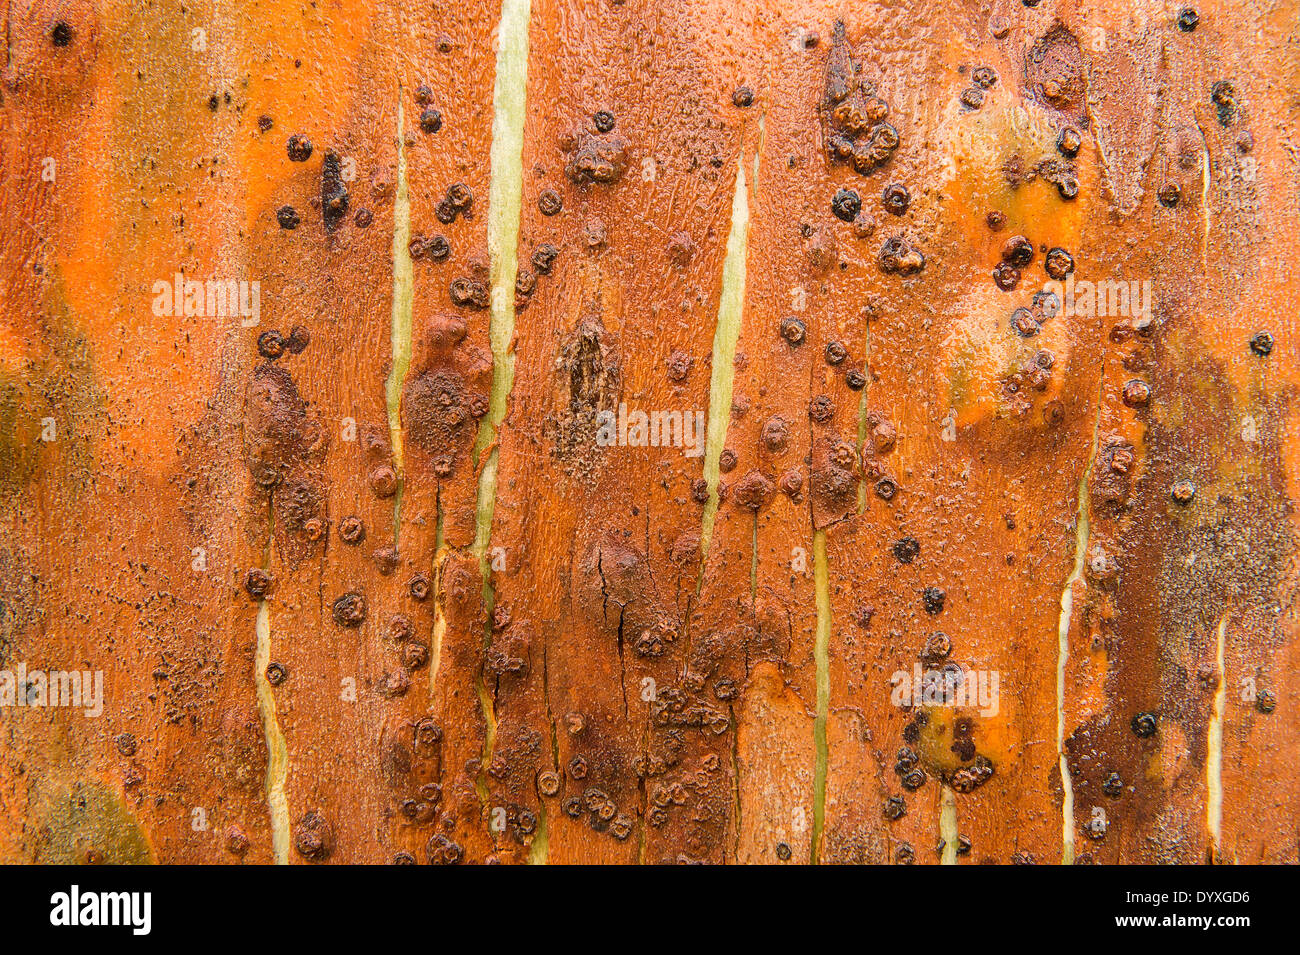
(332, 592, 367, 628)
(321, 150, 349, 232)
(286, 134, 313, 162)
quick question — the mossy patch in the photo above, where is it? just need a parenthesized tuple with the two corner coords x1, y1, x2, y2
(27, 779, 153, 865)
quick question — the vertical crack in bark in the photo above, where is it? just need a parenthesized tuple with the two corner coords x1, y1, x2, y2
(429, 495, 446, 707)
(469, 0, 531, 843)
(811, 529, 830, 863)
(730, 702, 742, 861)
(1207, 614, 1227, 861)
(254, 598, 289, 863)
(939, 785, 958, 865)
(386, 94, 414, 547)
(749, 513, 758, 604)
(616, 604, 628, 718)
(253, 525, 289, 863)
(697, 146, 754, 856)
(637, 720, 649, 865)
(1197, 116, 1222, 864)
(531, 639, 556, 865)
(1057, 380, 1103, 864)
(698, 160, 749, 564)
(855, 320, 871, 514)
(472, 0, 529, 479)
(528, 801, 549, 865)
(1195, 119, 1212, 274)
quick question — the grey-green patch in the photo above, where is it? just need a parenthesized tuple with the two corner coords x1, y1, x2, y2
(0, 373, 42, 499)
(0, 331, 103, 504)
(0, 547, 40, 669)
(28, 780, 153, 864)
(17, 272, 107, 502)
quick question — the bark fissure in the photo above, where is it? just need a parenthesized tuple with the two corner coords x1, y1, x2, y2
(811, 529, 830, 864)
(470, 0, 530, 790)
(386, 93, 414, 546)
(1207, 614, 1227, 861)
(698, 160, 750, 564)
(254, 518, 289, 864)
(1057, 377, 1104, 864)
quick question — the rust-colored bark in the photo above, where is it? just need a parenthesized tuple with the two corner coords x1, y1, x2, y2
(1, 0, 1297, 864)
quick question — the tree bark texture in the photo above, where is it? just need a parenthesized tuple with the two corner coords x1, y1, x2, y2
(1, 0, 1297, 864)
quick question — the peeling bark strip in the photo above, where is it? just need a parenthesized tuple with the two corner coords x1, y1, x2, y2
(2, 0, 1298, 866)
(254, 597, 290, 863)
(386, 95, 413, 522)
(698, 161, 751, 563)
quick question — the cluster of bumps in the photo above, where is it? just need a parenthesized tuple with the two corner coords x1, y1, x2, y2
(821, 21, 900, 177)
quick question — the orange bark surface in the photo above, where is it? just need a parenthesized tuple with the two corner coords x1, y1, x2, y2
(1, 0, 1296, 864)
